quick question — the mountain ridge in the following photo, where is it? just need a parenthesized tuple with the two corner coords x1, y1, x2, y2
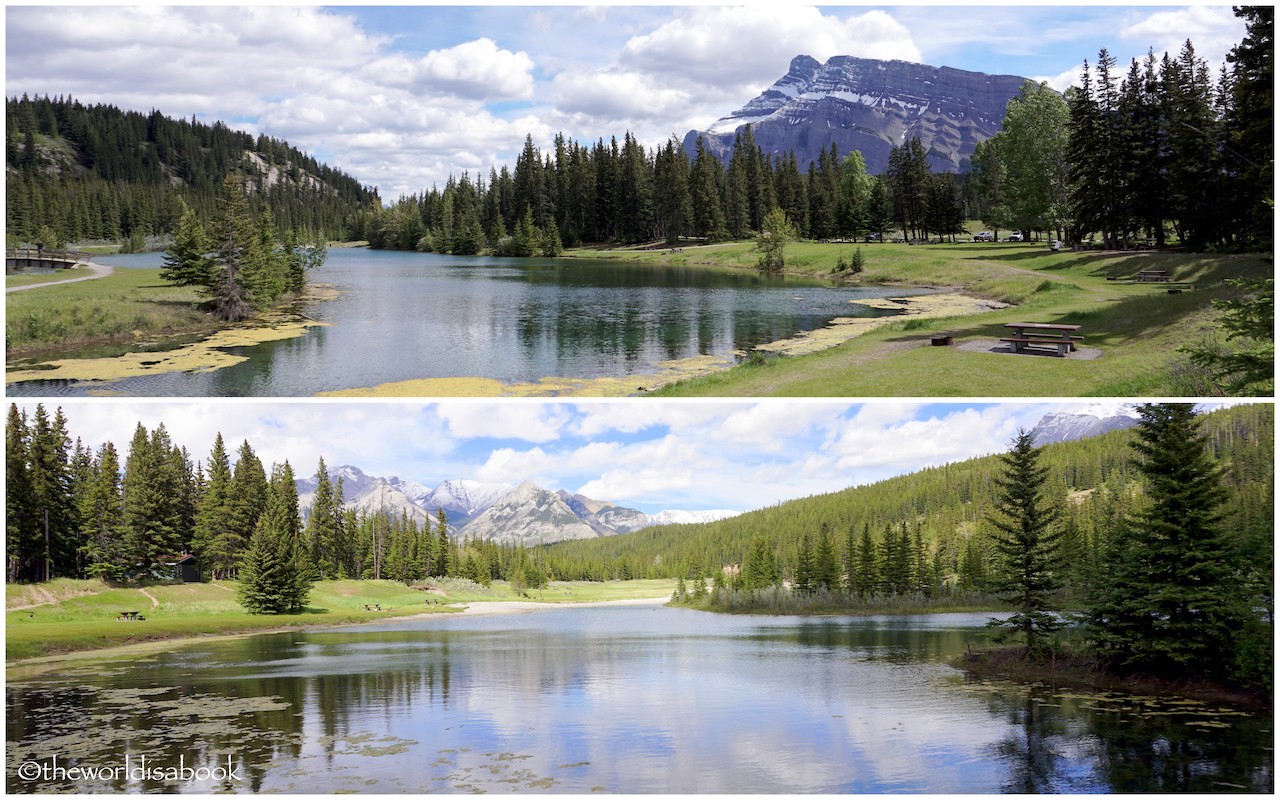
(684, 54, 1031, 174)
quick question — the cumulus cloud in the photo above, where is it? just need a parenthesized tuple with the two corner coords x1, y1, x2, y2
(830, 406, 1023, 473)
(620, 6, 920, 87)
(436, 403, 571, 444)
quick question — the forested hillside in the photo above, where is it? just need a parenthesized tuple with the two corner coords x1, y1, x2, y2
(541, 404, 1273, 600)
(5, 95, 379, 244)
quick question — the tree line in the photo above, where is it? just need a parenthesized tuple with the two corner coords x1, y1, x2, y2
(356, 126, 974, 258)
(973, 8, 1272, 250)
(4, 95, 380, 246)
(5, 405, 550, 608)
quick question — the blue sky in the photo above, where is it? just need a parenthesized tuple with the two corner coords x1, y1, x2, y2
(6, 4, 1248, 199)
(18, 399, 1158, 514)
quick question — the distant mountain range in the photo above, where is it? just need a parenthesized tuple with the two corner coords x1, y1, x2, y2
(684, 54, 1031, 174)
(295, 466, 738, 546)
(1029, 403, 1143, 446)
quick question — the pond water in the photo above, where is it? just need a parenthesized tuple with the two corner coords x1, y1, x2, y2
(8, 249, 925, 396)
(6, 606, 1271, 793)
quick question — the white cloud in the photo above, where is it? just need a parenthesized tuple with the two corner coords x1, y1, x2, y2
(552, 68, 696, 123)
(436, 403, 571, 444)
(620, 7, 921, 88)
(830, 407, 1022, 472)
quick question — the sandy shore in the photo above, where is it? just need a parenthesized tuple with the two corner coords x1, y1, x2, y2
(454, 596, 668, 616)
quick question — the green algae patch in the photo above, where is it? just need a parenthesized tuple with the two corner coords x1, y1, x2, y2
(7, 318, 328, 385)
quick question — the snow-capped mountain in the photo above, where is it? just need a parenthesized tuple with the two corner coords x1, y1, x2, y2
(1030, 403, 1143, 445)
(684, 54, 1031, 174)
(461, 482, 602, 546)
(297, 467, 742, 543)
(296, 464, 430, 524)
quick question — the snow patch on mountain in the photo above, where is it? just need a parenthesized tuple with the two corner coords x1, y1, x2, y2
(1030, 403, 1143, 445)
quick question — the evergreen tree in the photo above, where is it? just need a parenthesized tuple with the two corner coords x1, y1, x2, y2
(160, 204, 213, 288)
(792, 533, 815, 595)
(307, 457, 339, 578)
(985, 430, 1063, 655)
(1085, 404, 1247, 681)
(812, 523, 840, 591)
(433, 507, 451, 577)
(237, 466, 313, 615)
(78, 441, 123, 580)
(192, 432, 235, 578)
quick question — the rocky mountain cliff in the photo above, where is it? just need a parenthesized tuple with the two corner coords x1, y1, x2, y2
(296, 467, 739, 544)
(684, 54, 1031, 174)
(1030, 403, 1143, 445)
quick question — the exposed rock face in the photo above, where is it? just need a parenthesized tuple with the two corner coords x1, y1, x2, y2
(684, 54, 1031, 174)
(462, 482, 602, 546)
(557, 490, 650, 534)
(298, 468, 741, 544)
(1030, 403, 1143, 445)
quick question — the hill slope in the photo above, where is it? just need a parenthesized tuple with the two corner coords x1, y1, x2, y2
(5, 94, 379, 243)
(542, 405, 1272, 584)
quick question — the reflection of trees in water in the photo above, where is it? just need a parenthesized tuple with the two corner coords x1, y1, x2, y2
(1085, 699, 1273, 793)
(988, 689, 1076, 793)
(980, 683, 1274, 793)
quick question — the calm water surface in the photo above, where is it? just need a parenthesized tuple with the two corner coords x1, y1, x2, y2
(9, 249, 926, 396)
(6, 606, 1271, 793)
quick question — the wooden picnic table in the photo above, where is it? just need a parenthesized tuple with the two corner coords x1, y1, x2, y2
(117, 610, 141, 621)
(1001, 322, 1083, 357)
(1137, 270, 1172, 282)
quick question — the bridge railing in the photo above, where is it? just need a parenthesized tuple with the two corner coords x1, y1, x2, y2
(6, 248, 92, 264)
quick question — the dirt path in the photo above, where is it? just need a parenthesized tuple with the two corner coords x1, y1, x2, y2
(6, 260, 114, 293)
(8, 586, 58, 612)
(137, 588, 160, 608)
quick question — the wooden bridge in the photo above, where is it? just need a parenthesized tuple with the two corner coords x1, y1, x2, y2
(6, 248, 91, 273)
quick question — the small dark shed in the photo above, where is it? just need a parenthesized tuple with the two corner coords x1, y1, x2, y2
(158, 553, 202, 583)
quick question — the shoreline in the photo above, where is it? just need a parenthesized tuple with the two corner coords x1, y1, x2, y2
(317, 290, 999, 397)
(6, 596, 670, 680)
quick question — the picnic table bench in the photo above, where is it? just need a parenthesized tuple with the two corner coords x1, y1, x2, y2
(363, 603, 383, 612)
(1137, 269, 1172, 282)
(116, 610, 143, 621)
(1000, 322, 1083, 357)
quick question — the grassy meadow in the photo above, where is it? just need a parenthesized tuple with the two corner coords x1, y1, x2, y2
(6, 266, 213, 357)
(5, 578, 676, 662)
(591, 239, 1268, 397)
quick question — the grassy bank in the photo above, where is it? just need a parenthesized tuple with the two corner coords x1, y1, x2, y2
(6, 266, 214, 357)
(6, 577, 676, 662)
(579, 239, 1266, 397)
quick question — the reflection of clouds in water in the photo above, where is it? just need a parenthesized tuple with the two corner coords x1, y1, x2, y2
(17, 607, 1267, 793)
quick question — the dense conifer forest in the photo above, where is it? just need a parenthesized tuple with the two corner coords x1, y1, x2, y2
(4, 95, 379, 245)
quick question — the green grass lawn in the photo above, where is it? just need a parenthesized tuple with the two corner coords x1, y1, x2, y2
(6, 578, 676, 662)
(6, 266, 214, 356)
(618, 241, 1268, 397)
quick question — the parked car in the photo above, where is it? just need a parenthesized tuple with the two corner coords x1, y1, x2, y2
(1007, 232, 1024, 242)
(972, 232, 993, 242)
(1049, 239, 1062, 251)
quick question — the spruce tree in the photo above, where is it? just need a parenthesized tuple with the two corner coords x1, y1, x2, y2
(1086, 404, 1244, 680)
(193, 433, 235, 579)
(306, 457, 338, 578)
(812, 523, 840, 591)
(78, 442, 123, 580)
(985, 430, 1063, 656)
